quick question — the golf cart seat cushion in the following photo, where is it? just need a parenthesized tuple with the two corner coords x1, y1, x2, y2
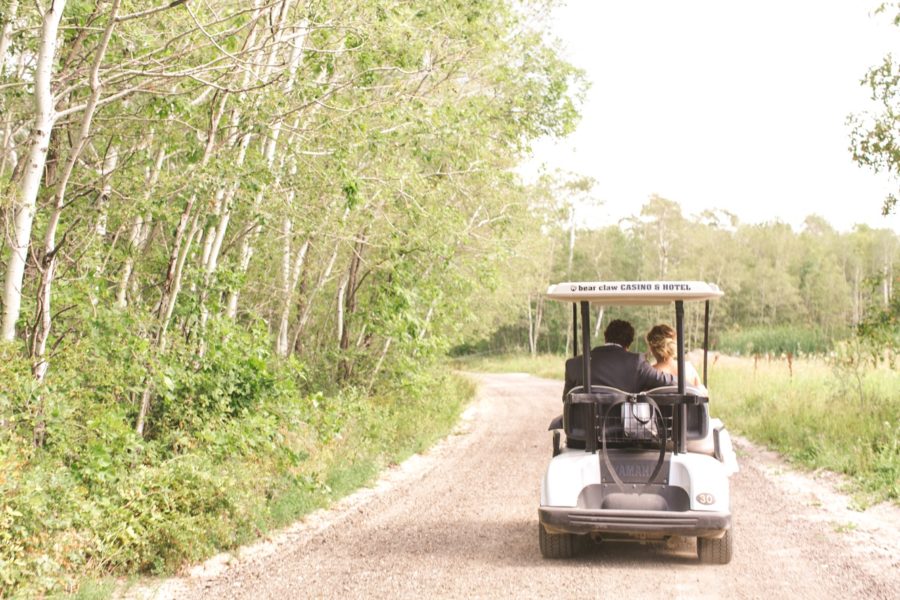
(643, 384, 707, 395)
(686, 432, 715, 455)
(563, 386, 630, 444)
(687, 418, 726, 456)
(642, 385, 710, 441)
(562, 385, 709, 446)
(549, 384, 623, 432)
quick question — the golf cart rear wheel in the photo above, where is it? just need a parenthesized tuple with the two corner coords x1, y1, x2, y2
(539, 523, 579, 558)
(698, 528, 733, 564)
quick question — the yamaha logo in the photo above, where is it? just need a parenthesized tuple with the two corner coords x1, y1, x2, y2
(696, 493, 715, 505)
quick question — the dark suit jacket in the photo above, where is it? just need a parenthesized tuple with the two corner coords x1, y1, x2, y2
(563, 344, 674, 399)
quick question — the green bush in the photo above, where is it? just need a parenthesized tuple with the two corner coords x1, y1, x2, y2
(0, 314, 471, 597)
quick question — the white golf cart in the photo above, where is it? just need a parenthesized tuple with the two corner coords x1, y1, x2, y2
(539, 281, 739, 564)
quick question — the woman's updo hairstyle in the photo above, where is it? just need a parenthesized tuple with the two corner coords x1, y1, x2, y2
(646, 324, 677, 362)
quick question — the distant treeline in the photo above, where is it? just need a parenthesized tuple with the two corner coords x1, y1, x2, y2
(460, 194, 898, 356)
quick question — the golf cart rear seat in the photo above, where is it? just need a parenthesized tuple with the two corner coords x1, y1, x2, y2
(559, 385, 710, 452)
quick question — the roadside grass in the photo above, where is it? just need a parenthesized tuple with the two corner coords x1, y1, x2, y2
(284, 372, 476, 524)
(0, 368, 473, 598)
(708, 357, 899, 505)
(457, 353, 899, 505)
(251, 372, 475, 536)
(48, 578, 118, 600)
(716, 325, 842, 355)
(451, 353, 563, 380)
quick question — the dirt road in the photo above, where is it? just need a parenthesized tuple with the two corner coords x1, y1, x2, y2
(156, 373, 899, 599)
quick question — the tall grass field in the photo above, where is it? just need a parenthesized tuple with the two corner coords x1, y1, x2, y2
(455, 353, 899, 504)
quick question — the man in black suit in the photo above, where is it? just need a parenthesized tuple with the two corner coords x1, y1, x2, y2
(563, 319, 674, 399)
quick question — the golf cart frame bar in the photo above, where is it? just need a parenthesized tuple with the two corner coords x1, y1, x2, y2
(566, 282, 718, 456)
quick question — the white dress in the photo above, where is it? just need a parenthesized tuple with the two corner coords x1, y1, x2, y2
(651, 359, 707, 393)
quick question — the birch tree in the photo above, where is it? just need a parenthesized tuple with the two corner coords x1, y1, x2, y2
(2, 0, 67, 341)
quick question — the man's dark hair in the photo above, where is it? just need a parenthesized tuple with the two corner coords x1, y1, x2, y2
(604, 319, 635, 348)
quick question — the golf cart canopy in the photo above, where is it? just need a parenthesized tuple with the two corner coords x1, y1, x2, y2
(545, 281, 723, 305)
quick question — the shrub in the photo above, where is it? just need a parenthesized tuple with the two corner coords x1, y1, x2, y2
(0, 313, 471, 596)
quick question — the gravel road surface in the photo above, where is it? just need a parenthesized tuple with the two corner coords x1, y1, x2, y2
(149, 373, 899, 600)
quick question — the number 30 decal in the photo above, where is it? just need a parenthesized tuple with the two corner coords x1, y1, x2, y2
(696, 493, 715, 505)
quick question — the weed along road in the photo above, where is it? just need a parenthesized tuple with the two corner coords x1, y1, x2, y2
(170, 373, 900, 600)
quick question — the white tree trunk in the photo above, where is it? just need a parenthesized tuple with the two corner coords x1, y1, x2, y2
(116, 145, 165, 308)
(594, 306, 604, 339)
(196, 131, 252, 351)
(276, 235, 309, 357)
(0, 0, 19, 179)
(567, 205, 576, 273)
(883, 250, 893, 306)
(887, 259, 894, 304)
(281, 193, 294, 304)
(205, 132, 252, 276)
(225, 123, 282, 318)
(291, 236, 341, 350)
(0, 0, 18, 76)
(225, 227, 257, 318)
(367, 337, 392, 391)
(159, 217, 200, 351)
(115, 215, 143, 308)
(336, 276, 347, 345)
(222, 7, 307, 318)
(419, 304, 435, 340)
(135, 211, 200, 436)
(533, 296, 544, 354)
(564, 205, 576, 353)
(135, 202, 199, 436)
(526, 297, 535, 356)
(94, 146, 118, 238)
(2, 0, 67, 341)
(0, 117, 16, 181)
(136, 96, 225, 435)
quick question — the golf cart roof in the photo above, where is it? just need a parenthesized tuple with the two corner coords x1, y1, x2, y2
(546, 281, 724, 305)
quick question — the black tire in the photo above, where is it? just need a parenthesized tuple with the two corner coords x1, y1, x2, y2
(698, 528, 733, 564)
(539, 523, 579, 558)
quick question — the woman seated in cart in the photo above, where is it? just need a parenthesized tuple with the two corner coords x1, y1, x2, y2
(646, 323, 707, 393)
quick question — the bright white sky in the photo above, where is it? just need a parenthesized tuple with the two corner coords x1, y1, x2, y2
(525, 0, 900, 232)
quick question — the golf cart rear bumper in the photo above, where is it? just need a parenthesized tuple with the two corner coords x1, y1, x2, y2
(539, 507, 731, 537)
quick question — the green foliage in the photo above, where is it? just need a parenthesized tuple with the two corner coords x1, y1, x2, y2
(0, 319, 472, 596)
(151, 319, 278, 436)
(847, 4, 900, 215)
(708, 357, 900, 505)
(0, 0, 579, 595)
(716, 326, 840, 356)
(857, 281, 900, 367)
